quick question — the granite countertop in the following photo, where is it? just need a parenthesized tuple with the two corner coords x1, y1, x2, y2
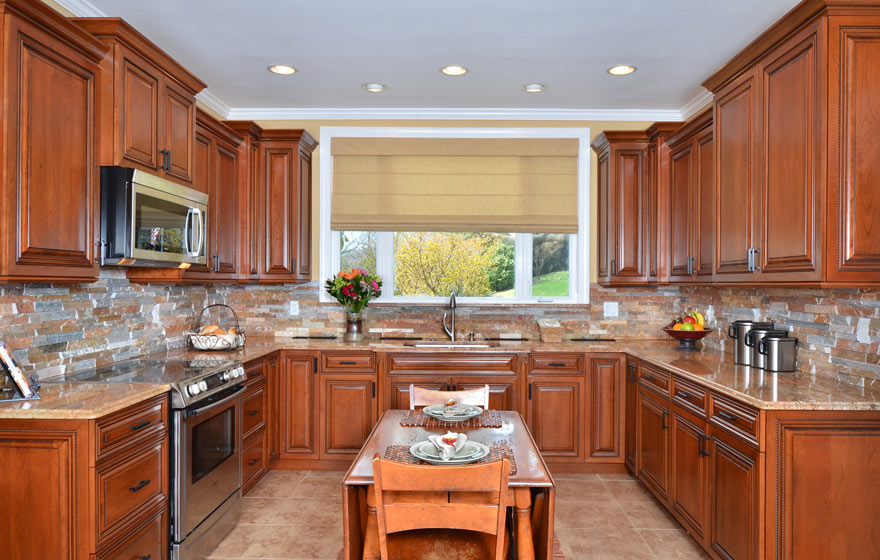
(2, 337, 878, 420)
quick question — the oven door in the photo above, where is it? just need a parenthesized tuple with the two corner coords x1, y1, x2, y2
(173, 386, 242, 541)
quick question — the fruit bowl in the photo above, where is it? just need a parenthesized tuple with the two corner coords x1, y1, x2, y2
(663, 327, 712, 351)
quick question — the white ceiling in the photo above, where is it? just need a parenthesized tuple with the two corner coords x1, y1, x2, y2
(61, 0, 800, 120)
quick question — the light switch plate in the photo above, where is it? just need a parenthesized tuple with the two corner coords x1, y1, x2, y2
(603, 301, 619, 318)
(289, 301, 300, 315)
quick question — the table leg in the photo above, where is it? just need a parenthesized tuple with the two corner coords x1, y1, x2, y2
(363, 485, 380, 560)
(514, 487, 536, 560)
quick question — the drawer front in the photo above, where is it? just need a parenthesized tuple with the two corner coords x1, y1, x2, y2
(322, 352, 376, 372)
(96, 505, 167, 560)
(242, 382, 266, 438)
(243, 358, 265, 387)
(96, 395, 167, 462)
(529, 354, 583, 375)
(671, 375, 708, 417)
(710, 392, 760, 445)
(96, 438, 167, 544)
(638, 362, 671, 396)
(387, 353, 517, 376)
(242, 431, 266, 494)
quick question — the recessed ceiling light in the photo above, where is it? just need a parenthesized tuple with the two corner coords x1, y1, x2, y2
(267, 64, 297, 75)
(440, 64, 468, 76)
(522, 83, 547, 93)
(607, 65, 637, 76)
(361, 83, 387, 93)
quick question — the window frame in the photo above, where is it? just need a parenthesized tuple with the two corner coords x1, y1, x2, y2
(319, 126, 591, 304)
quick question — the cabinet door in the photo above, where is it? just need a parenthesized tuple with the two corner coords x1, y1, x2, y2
(636, 386, 670, 501)
(526, 377, 584, 461)
(212, 139, 240, 274)
(279, 354, 318, 459)
(625, 361, 638, 472)
(320, 375, 377, 459)
(162, 80, 195, 184)
(645, 141, 660, 280)
(670, 408, 709, 544)
(118, 49, 160, 171)
(669, 142, 694, 280)
(587, 356, 623, 461)
(386, 378, 449, 411)
(262, 146, 298, 279)
(758, 26, 821, 281)
(297, 149, 312, 279)
(265, 355, 279, 460)
(708, 426, 761, 560)
(613, 148, 646, 281)
(6, 21, 101, 279)
(715, 69, 758, 279)
(696, 129, 715, 278)
(247, 140, 262, 277)
(828, 17, 880, 282)
(596, 151, 612, 282)
(452, 377, 517, 411)
(183, 131, 213, 275)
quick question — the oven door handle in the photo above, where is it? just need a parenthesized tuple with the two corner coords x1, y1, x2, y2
(185, 385, 243, 417)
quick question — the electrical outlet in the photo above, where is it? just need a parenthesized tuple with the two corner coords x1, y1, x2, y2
(603, 301, 619, 318)
(289, 301, 299, 315)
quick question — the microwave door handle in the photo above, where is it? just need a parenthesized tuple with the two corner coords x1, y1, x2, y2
(192, 208, 205, 258)
(183, 208, 193, 255)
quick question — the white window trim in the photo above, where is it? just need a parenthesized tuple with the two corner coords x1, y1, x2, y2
(319, 126, 591, 304)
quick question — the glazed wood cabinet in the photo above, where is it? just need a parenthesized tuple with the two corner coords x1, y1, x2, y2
(319, 374, 377, 459)
(75, 18, 205, 186)
(0, 1, 107, 282)
(0, 393, 170, 560)
(624, 360, 639, 471)
(278, 351, 320, 460)
(241, 355, 272, 495)
(586, 354, 624, 462)
(636, 385, 671, 501)
(527, 377, 585, 461)
(670, 406, 710, 546)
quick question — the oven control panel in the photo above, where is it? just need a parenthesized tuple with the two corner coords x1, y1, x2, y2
(185, 365, 245, 399)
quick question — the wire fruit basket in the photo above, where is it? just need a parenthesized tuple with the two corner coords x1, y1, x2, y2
(187, 304, 246, 350)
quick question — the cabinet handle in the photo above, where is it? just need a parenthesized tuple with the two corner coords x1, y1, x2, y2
(753, 248, 761, 271)
(699, 434, 711, 457)
(159, 149, 170, 172)
(643, 374, 657, 382)
(687, 256, 695, 275)
(548, 362, 565, 367)
(611, 259, 617, 276)
(717, 410, 738, 422)
(313, 357, 317, 373)
(528, 383, 532, 400)
(129, 479, 150, 493)
(371, 381, 376, 398)
(662, 410, 669, 429)
(247, 409, 259, 416)
(96, 239, 107, 267)
(291, 257, 297, 272)
(140, 555, 152, 560)
(129, 419, 151, 431)
(247, 458, 260, 466)
(747, 247, 753, 272)
(628, 365, 637, 382)
(675, 391, 691, 400)
(340, 361, 357, 365)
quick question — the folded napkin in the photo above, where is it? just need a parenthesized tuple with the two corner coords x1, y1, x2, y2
(428, 432, 468, 461)
(442, 403, 473, 418)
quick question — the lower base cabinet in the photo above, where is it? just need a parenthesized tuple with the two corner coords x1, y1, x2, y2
(670, 407, 710, 545)
(636, 385, 671, 501)
(526, 377, 585, 461)
(279, 352, 320, 460)
(320, 374, 377, 459)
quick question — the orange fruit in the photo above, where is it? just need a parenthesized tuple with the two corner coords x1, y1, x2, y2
(673, 323, 684, 331)
(692, 323, 704, 331)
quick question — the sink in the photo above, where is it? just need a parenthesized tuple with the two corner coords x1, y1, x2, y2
(404, 340, 499, 348)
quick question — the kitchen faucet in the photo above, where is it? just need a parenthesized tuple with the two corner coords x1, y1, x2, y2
(442, 291, 457, 341)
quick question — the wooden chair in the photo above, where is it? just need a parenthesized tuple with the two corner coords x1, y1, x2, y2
(372, 456, 511, 560)
(409, 384, 490, 410)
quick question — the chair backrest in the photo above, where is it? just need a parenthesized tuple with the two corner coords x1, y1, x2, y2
(409, 384, 490, 410)
(372, 456, 510, 560)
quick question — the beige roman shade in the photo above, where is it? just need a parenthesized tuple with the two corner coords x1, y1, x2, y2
(331, 137, 579, 233)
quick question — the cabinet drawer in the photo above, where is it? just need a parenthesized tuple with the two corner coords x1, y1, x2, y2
(95, 395, 167, 462)
(529, 354, 583, 375)
(244, 358, 265, 386)
(671, 375, 708, 417)
(242, 382, 265, 438)
(638, 363, 671, 396)
(96, 438, 167, 544)
(322, 352, 375, 372)
(96, 505, 167, 560)
(387, 353, 517, 376)
(242, 431, 266, 494)
(710, 392, 760, 445)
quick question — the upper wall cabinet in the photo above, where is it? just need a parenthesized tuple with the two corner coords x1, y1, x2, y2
(703, 1, 880, 285)
(0, 1, 108, 282)
(73, 18, 206, 186)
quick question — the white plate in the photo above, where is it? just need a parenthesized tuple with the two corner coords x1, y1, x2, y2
(409, 440, 490, 465)
(423, 404, 482, 421)
(416, 440, 483, 460)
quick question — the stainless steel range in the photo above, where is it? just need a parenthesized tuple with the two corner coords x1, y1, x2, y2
(53, 357, 247, 560)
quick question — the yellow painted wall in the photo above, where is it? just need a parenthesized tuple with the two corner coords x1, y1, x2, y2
(256, 119, 653, 283)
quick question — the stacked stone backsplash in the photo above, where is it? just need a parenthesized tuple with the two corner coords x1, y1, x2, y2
(681, 286, 880, 387)
(0, 269, 680, 379)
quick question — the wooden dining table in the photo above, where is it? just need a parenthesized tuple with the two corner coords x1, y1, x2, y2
(341, 410, 556, 560)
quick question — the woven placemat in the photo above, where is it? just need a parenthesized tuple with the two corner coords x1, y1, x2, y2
(399, 409, 504, 428)
(383, 440, 517, 475)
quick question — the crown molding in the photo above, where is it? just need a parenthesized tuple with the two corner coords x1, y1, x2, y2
(225, 106, 684, 122)
(195, 89, 231, 119)
(680, 89, 714, 120)
(53, 0, 105, 16)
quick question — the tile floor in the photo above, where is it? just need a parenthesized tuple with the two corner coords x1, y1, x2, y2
(207, 469, 708, 560)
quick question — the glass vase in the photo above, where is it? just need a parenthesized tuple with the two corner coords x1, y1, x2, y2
(344, 311, 364, 342)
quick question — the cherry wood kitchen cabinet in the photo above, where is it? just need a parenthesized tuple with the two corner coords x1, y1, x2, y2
(624, 360, 639, 471)
(645, 123, 681, 282)
(0, 393, 169, 560)
(636, 385, 671, 502)
(74, 18, 205, 186)
(0, 1, 107, 282)
(225, 121, 265, 279)
(241, 356, 270, 495)
(278, 351, 320, 461)
(586, 354, 624, 462)
(669, 405, 710, 546)
(318, 352, 378, 462)
(527, 377, 585, 461)
(666, 109, 714, 283)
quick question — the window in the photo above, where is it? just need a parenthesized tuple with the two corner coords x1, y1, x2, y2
(320, 127, 590, 304)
